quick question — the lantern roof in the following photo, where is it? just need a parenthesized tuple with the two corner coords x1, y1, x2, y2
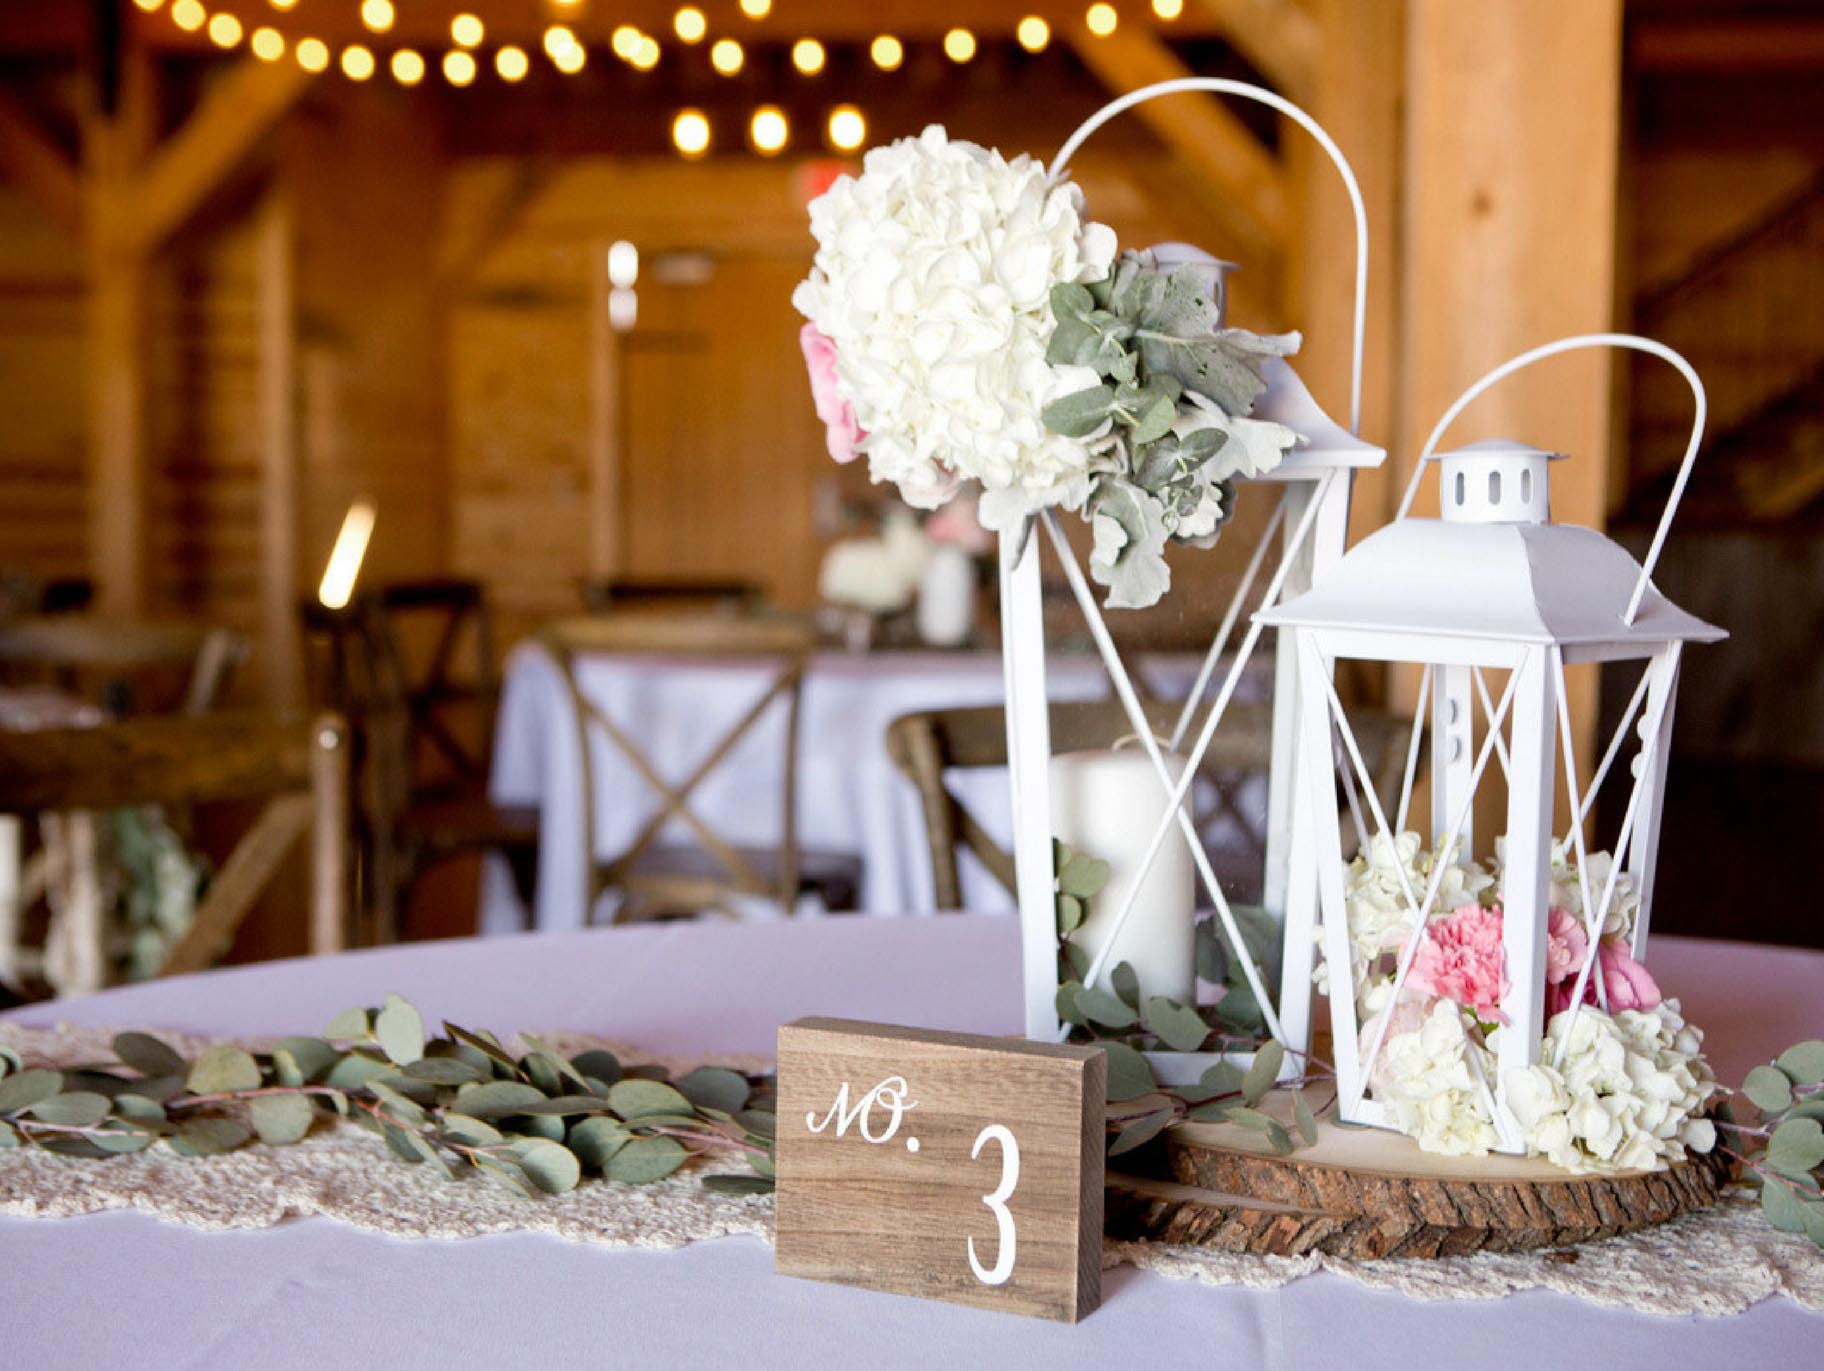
(1254, 359, 1387, 476)
(1255, 515, 1725, 647)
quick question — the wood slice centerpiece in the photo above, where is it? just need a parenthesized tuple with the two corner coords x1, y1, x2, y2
(1106, 1088, 1730, 1261)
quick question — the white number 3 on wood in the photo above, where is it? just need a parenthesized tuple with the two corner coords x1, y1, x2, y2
(967, 1124, 1020, 1286)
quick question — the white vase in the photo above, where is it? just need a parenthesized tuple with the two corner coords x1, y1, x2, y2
(916, 544, 975, 647)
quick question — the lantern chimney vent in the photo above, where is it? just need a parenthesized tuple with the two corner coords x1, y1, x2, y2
(1428, 439, 1561, 526)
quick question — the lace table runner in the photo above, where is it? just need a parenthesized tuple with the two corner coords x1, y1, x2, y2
(4, 1023, 1820, 1319)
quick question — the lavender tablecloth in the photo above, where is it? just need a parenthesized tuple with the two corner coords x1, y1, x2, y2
(2, 921, 1819, 1368)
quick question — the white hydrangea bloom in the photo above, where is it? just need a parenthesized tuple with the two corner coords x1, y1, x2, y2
(1375, 999, 1500, 1157)
(1491, 837, 1639, 941)
(793, 127, 1117, 526)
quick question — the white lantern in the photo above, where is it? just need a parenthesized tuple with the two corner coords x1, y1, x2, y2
(1001, 80, 1385, 1083)
(1262, 334, 1724, 1151)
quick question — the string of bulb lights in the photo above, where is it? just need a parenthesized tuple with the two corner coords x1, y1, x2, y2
(134, 1, 1187, 156)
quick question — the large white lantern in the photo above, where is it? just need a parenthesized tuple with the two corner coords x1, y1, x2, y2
(1001, 80, 1384, 1082)
(1262, 334, 1724, 1150)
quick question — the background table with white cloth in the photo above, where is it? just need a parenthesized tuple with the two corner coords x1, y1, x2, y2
(481, 647, 1258, 932)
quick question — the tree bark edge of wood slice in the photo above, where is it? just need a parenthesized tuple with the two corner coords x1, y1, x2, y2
(1106, 1106, 1732, 1261)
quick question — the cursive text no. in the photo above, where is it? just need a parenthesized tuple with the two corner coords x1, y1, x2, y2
(805, 1075, 919, 1144)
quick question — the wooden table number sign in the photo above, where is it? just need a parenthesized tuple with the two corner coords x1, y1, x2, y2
(774, 1018, 1106, 1323)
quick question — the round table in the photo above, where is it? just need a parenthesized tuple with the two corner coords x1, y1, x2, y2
(3, 921, 1819, 1367)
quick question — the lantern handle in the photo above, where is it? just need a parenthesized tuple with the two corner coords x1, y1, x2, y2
(1395, 333, 1706, 626)
(1051, 79, 1369, 438)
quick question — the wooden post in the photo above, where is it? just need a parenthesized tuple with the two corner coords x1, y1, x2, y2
(1396, 0, 1625, 772)
(587, 240, 622, 579)
(256, 190, 301, 705)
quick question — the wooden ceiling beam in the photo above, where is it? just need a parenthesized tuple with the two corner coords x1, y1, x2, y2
(1066, 25, 1288, 269)
(1191, 0, 1320, 96)
(0, 85, 81, 235)
(124, 57, 313, 254)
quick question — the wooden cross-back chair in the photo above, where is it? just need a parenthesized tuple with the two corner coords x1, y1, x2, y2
(0, 615, 247, 716)
(0, 711, 349, 984)
(538, 614, 862, 922)
(579, 577, 766, 617)
(300, 580, 538, 945)
(886, 700, 1415, 910)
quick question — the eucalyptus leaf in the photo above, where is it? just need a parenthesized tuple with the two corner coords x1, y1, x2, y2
(0, 1044, 20, 1078)
(324, 1053, 392, 1090)
(1064, 939, 1092, 983)
(440, 1113, 504, 1148)
(568, 1116, 632, 1169)
(1214, 981, 1265, 1035)
(1056, 893, 1084, 934)
(113, 1031, 186, 1079)
(1761, 1177, 1812, 1235)
(1100, 1041, 1156, 1103)
(519, 1112, 566, 1142)
(271, 1049, 306, 1089)
(249, 1094, 315, 1145)
(324, 1007, 371, 1041)
(1110, 962, 1141, 1011)
(702, 1174, 775, 1196)
(513, 1094, 615, 1116)
(605, 1134, 687, 1184)
(454, 1081, 548, 1119)
(367, 1079, 428, 1127)
(1186, 1100, 1232, 1123)
(1199, 1061, 1245, 1097)
(445, 1023, 520, 1074)
(571, 1050, 623, 1087)
(1108, 1107, 1174, 1157)
(1145, 997, 1210, 1054)
(1776, 1041, 1824, 1087)
(510, 1138, 581, 1194)
(114, 1093, 167, 1125)
(130, 1074, 185, 1104)
(1041, 383, 1118, 439)
(40, 1136, 110, 1158)
(676, 1067, 750, 1114)
(0, 1068, 64, 1115)
(274, 1037, 341, 1083)
(474, 1152, 540, 1198)
(91, 1125, 157, 1154)
(1074, 987, 1139, 1030)
(29, 1091, 111, 1128)
(1293, 1090, 1319, 1146)
(1242, 1041, 1286, 1104)
(0, 1120, 16, 1149)
(1745, 1064, 1795, 1114)
(608, 1078, 694, 1120)
(1768, 1118, 1824, 1176)
(186, 1045, 261, 1096)
(401, 1057, 490, 1086)
(169, 1117, 251, 1157)
(748, 1148, 777, 1180)
(374, 994, 425, 1067)
(1058, 853, 1110, 900)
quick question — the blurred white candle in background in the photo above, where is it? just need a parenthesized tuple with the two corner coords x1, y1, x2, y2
(1048, 747, 1196, 1005)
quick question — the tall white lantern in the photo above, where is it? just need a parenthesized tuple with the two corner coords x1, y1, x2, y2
(1001, 81, 1385, 1081)
(1263, 334, 1725, 1149)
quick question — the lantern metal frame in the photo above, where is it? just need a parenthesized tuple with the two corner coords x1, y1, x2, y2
(1263, 334, 1725, 1149)
(998, 80, 1384, 1081)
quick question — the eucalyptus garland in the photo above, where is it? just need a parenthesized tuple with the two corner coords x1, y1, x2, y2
(0, 997, 776, 1199)
(1723, 1041, 1824, 1246)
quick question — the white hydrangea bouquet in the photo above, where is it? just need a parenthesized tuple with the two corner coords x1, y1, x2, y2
(794, 126, 1302, 609)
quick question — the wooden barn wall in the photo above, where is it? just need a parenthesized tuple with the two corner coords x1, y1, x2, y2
(0, 184, 86, 590)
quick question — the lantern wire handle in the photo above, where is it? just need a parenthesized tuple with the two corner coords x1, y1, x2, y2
(1395, 333, 1706, 626)
(1051, 78, 1369, 437)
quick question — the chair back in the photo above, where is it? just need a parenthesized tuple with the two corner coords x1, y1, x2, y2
(0, 710, 349, 981)
(537, 613, 816, 919)
(886, 700, 1414, 910)
(579, 578, 764, 617)
(0, 616, 246, 716)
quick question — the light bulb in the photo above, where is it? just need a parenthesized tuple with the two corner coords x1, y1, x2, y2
(827, 104, 866, 152)
(870, 35, 902, 71)
(250, 26, 285, 61)
(1086, 4, 1119, 37)
(750, 105, 789, 154)
(738, 0, 770, 16)
(710, 38, 743, 75)
(792, 38, 825, 75)
(391, 48, 424, 85)
(1153, 0, 1185, 17)
(553, 42, 586, 73)
(611, 25, 640, 59)
(495, 46, 529, 82)
(451, 14, 484, 48)
(443, 50, 477, 86)
(170, 0, 205, 33)
(1017, 16, 1051, 52)
(296, 37, 330, 72)
(207, 12, 243, 47)
(673, 109, 711, 158)
(359, 0, 393, 35)
(341, 44, 375, 81)
(674, 7, 706, 43)
(943, 28, 976, 63)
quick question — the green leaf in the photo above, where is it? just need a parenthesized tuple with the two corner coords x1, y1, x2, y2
(324, 1007, 371, 1041)
(401, 1057, 490, 1086)
(0, 1120, 16, 1149)
(1293, 1090, 1319, 1146)
(374, 994, 425, 1067)
(474, 1152, 540, 1198)
(0, 1068, 63, 1115)
(186, 1045, 260, 1096)
(169, 1116, 252, 1157)
(1108, 1107, 1174, 1157)
(1745, 1064, 1795, 1114)
(1776, 1041, 1824, 1087)
(570, 1050, 623, 1087)
(324, 1053, 392, 1090)
(30, 1091, 111, 1128)
(367, 1079, 428, 1128)
(1230, 1105, 1296, 1150)
(0, 1044, 21, 1078)
(444, 1023, 520, 1074)
(519, 1113, 566, 1142)
(1146, 997, 1210, 1054)
(608, 1078, 694, 1120)
(1111, 962, 1141, 1011)
(273, 1037, 340, 1083)
(605, 1134, 687, 1184)
(1214, 981, 1265, 1035)
(1041, 383, 1117, 438)
(130, 1074, 185, 1103)
(568, 1116, 631, 1169)
(1760, 1177, 1813, 1235)
(91, 1125, 157, 1154)
(1242, 1041, 1286, 1105)
(114, 1093, 167, 1125)
(1768, 1118, 1824, 1176)
(1194, 919, 1228, 985)
(113, 1031, 186, 1079)
(1056, 893, 1084, 934)
(510, 1138, 581, 1194)
(1075, 987, 1139, 1029)
(748, 1148, 777, 1180)
(249, 1094, 315, 1145)
(702, 1174, 774, 1196)
(440, 1113, 503, 1148)
(1058, 853, 1110, 900)
(1100, 1041, 1157, 1103)
(1199, 1061, 1245, 1096)
(1186, 1101, 1232, 1123)
(1129, 386, 1178, 445)
(271, 1049, 305, 1088)
(453, 1081, 548, 1118)
(513, 1094, 614, 1116)
(676, 1067, 750, 1114)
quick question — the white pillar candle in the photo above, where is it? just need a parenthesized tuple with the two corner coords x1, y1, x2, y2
(1048, 747, 1196, 1006)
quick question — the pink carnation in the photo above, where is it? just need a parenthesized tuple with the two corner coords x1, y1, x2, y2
(1547, 938, 1662, 1016)
(1410, 904, 1509, 1020)
(799, 323, 865, 464)
(1545, 906, 1589, 986)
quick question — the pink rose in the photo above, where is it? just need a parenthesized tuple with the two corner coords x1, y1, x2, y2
(1410, 904, 1508, 1021)
(1546, 937, 1661, 1015)
(799, 323, 864, 464)
(1545, 906, 1589, 986)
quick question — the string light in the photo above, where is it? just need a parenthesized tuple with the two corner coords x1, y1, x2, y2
(1152, 0, 1185, 16)
(738, 0, 771, 16)
(296, 37, 329, 71)
(1086, 4, 1118, 37)
(607, 241, 639, 289)
(207, 12, 243, 48)
(749, 104, 789, 155)
(170, 0, 205, 33)
(359, 0, 394, 35)
(250, 26, 285, 61)
(827, 104, 866, 151)
(792, 39, 825, 75)
(270, 0, 300, 10)
(943, 28, 976, 63)
(132, 0, 164, 12)
(870, 35, 903, 71)
(341, 44, 376, 81)
(611, 25, 641, 59)
(553, 42, 587, 73)
(710, 38, 743, 75)
(450, 14, 484, 48)
(544, 25, 577, 59)
(1017, 16, 1051, 51)
(672, 109, 711, 159)
(443, 50, 477, 86)
(391, 49, 424, 85)
(495, 46, 529, 81)
(629, 36, 661, 70)
(674, 7, 707, 43)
